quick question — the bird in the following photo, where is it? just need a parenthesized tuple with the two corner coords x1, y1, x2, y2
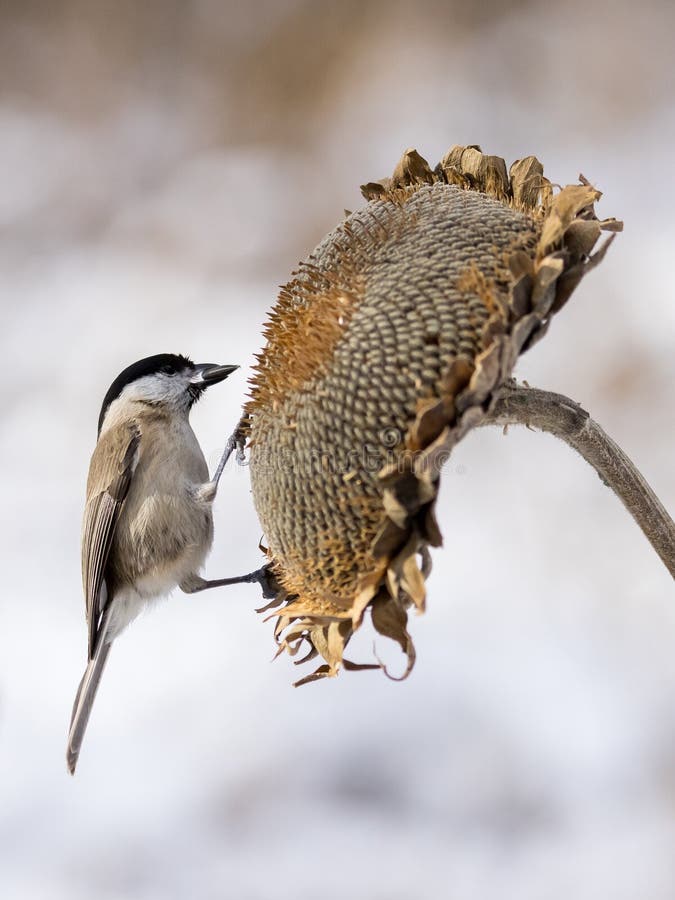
(67, 353, 241, 774)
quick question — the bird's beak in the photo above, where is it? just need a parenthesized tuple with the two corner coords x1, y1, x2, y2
(190, 363, 239, 387)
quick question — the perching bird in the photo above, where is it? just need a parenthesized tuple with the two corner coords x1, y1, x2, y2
(67, 353, 240, 774)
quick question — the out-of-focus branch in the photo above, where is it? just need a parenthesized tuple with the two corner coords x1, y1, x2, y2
(484, 381, 675, 578)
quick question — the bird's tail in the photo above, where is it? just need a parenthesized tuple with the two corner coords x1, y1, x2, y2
(67, 623, 112, 775)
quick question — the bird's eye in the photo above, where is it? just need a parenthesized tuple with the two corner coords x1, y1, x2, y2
(161, 364, 176, 376)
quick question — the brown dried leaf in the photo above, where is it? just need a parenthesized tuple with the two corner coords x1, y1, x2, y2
(423, 503, 443, 548)
(440, 355, 475, 398)
(439, 144, 482, 175)
(411, 397, 451, 449)
(538, 184, 599, 256)
(509, 156, 544, 211)
(371, 595, 416, 680)
(326, 620, 352, 668)
(351, 566, 386, 626)
(360, 180, 389, 201)
(371, 518, 410, 559)
(293, 664, 332, 687)
(481, 155, 510, 200)
(456, 341, 503, 410)
(385, 532, 428, 613)
(343, 659, 382, 672)
(439, 144, 470, 171)
(382, 488, 412, 530)
(255, 594, 286, 614)
(454, 147, 509, 200)
(530, 255, 564, 314)
(401, 552, 426, 613)
(521, 317, 551, 352)
(509, 273, 534, 319)
(392, 148, 434, 188)
(411, 443, 451, 491)
(508, 249, 534, 279)
(293, 645, 318, 666)
(564, 218, 602, 258)
(510, 313, 540, 355)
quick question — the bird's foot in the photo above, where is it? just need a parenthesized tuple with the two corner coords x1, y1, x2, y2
(180, 565, 277, 599)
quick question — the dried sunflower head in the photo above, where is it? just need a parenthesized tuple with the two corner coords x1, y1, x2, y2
(242, 145, 621, 685)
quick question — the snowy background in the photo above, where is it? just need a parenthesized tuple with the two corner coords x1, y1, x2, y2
(0, 1, 674, 897)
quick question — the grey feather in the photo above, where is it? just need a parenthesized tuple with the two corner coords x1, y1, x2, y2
(81, 424, 140, 657)
(67, 422, 140, 774)
(67, 609, 113, 775)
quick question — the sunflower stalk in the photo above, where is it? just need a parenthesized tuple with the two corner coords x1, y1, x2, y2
(485, 381, 675, 578)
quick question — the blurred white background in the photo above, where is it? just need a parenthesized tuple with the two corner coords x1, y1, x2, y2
(0, 1, 673, 898)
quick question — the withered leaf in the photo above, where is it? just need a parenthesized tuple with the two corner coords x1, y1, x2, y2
(293, 665, 332, 687)
(401, 552, 426, 613)
(371, 595, 416, 681)
(360, 180, 389, 201)
(564, 218, 602, 258)
(423, 504, 443, 548)
(509, 156, 544, 211)
(343, 659, 382, 673)
(371, 517, 410, 560)
(392, 148, 434, 188)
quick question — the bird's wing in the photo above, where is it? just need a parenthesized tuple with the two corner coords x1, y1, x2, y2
(81, 422, 141, 658)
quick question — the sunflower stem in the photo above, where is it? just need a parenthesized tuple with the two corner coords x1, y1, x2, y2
(484, 381, 675, 578)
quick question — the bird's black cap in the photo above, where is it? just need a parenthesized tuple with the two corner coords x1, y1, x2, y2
(97, 353, 194, 435)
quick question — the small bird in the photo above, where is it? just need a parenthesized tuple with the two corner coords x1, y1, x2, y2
(67, 353, 240, 774)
